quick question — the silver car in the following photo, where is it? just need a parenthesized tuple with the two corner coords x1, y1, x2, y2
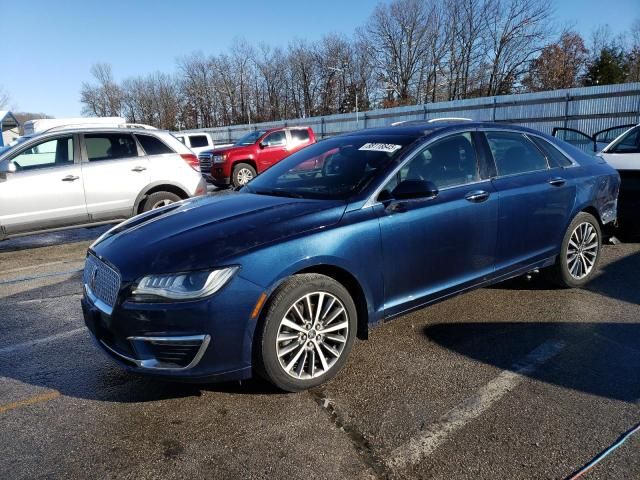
(0, 127, 207, 240)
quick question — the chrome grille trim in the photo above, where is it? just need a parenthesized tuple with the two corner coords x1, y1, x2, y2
(198, 152, 213, 171)
(83, 254, 121, 314)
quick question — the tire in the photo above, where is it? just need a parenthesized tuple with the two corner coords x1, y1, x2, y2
(255, 274, 357, 392)
(547, 212, 602, 288)
(231, 163, 256, 188)
(141, 191, 182, 212)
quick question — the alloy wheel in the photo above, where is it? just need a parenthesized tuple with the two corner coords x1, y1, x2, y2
(566, 222, 599, 280)
(151, 199, 175, 209)
(237, 168, 254, 185)
(275, 292, 349, 379)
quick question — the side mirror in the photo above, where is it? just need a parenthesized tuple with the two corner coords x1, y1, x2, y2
(391, 179, 438, 200)
(259, 142, 266, 149)
(0, 161, 16, 176)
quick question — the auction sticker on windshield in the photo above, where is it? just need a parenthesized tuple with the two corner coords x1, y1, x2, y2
(358, 143, 402, 153)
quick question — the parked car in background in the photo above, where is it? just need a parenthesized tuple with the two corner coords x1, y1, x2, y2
(553, 124, 639, 232)
(173, 132, 224, 156)
(82, 121, 618, 392)
(198, 126, 316, 188)
(0, 126, 206, 240)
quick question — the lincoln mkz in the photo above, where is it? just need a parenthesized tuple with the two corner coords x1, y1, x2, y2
(82, 121, 619, 391)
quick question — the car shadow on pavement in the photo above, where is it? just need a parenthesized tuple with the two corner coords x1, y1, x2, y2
(586, 250, 640, 306)
(0, 225, 110, 253)
(490, 250, 640, 306)
(424, 321, 640, 403)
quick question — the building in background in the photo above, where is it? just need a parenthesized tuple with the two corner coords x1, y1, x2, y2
(0, 111, 20, 146)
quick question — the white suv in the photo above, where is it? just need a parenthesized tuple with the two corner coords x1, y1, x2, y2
(0, 127, 207, 240)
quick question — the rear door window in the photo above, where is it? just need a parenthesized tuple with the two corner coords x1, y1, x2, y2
(85, 134, 138, 161)
(485, 132, 548, 176)
(290, 129, 310, 145)
(136, 134, 173, 155)
(189, 135, 209, 148)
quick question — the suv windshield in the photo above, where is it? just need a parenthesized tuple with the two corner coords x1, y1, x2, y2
(244, 135, 415, 200)
(234, 130, 267, 146)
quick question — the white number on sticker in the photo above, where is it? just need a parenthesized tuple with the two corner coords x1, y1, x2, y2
(358, 143, 402, 153)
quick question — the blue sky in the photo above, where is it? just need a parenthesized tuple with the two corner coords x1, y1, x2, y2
(3, 0, 638, 117)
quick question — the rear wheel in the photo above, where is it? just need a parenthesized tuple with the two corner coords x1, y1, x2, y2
(255, 274, 357, 392)
(547, 212, 601, 288)
(232, 163, 256, 188)
(141, 191, 181, 212)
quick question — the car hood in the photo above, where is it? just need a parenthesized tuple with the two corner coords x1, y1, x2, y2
(205, 145, 254, 156)
(90, 192, 347, 280)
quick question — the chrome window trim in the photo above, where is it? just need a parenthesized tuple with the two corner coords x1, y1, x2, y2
(522, 132, 579, 168)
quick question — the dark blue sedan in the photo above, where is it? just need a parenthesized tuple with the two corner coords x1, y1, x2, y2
(81, 121, 619, 391)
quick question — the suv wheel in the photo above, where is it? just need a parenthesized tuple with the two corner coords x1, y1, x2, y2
(255, 274, 357, 392)
(142, 191, 181, 212)
(232, 163, 256, 187)
(547, 212, 602, 288)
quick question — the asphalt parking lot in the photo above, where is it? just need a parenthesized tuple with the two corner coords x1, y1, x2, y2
(1, 214, 639, 479)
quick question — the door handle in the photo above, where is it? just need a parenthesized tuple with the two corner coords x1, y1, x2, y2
(61, 175, 79, 182)
(131, 166, 147, 172)
(464, 190, 490, 203)
(548, 177, 566, 187)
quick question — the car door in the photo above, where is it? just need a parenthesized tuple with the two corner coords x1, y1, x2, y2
(485, 131, 576, 274)
(80, 132, 151, 221)
(377, 132, 498, 317)
(0, 134, 88, 234)
(598, 125, 640, 226)
(551, 127, 596, 155)
(256, 130, 288, 172)
(594, 124, 637, 154)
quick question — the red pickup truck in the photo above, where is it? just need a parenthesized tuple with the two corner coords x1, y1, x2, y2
(199, 126, 316, 188)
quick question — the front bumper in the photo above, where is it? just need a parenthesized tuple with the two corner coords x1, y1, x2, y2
(82, 274, 263, 382)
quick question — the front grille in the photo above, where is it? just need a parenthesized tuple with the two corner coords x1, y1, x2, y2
(199, 152, 213, 172)
(83, 254, 121, 309)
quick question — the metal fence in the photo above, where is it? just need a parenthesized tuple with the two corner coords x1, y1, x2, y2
(179, 83, 640, 145)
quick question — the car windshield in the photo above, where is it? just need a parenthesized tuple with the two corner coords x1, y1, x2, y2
(244, 135, 415, 200)
(234, 130, 267, 146)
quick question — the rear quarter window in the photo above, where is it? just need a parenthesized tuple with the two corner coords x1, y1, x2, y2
(136, 135, 174, 155)
(531, 136, 573, 168)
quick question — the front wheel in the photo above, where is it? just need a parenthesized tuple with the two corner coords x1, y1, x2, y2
(547, 212, 602, 288)
(255, 274, 357, 392)
(231, 163, 256, 188)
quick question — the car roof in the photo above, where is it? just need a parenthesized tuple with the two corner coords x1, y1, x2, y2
(339, 121, 548, 139)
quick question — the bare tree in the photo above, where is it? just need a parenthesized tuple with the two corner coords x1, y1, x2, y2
(482, 0, 552, 95)
(80, 63, 123, 116)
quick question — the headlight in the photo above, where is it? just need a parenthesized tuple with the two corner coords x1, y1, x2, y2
(213, 154, 226, 164)
(131, 266, 238, 301)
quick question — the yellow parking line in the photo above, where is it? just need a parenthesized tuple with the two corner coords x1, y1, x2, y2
(0, 391, 60, 415)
